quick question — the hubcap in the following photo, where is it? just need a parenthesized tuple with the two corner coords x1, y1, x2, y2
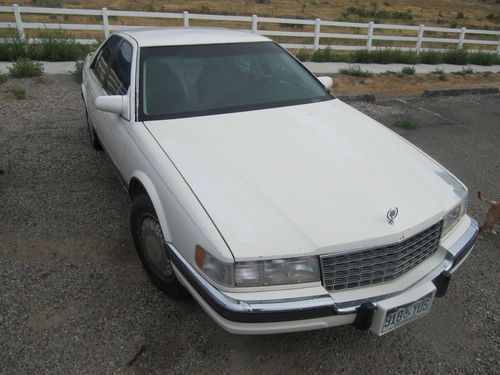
(140, 216, 174, 278)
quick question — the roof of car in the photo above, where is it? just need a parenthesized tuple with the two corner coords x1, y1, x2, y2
(120, 27, 270, 47)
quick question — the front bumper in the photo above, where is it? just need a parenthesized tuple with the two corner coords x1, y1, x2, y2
(167, 217, 479, 334)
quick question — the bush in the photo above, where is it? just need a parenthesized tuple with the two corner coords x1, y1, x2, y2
(419, 50, 443, 64)
(72, 60, 84, 83)
(350, 49, 372, 63)
(401, 66, 416, 75)
(351, 49, 419, 64)
(28, 30, 92, 61)
(311, 47, 334, 62)
(339, 65, 373, 77)
(452, 66, 474, 75)
(443, 48, 469, 65)
(0, 37, 28, 61)
(10, 86, 26, 100)
(295, 49, 310, 62)
(8, 58, 44, 78)
(0, 71, 7, 84)
(0, 32, 94, 62)
(468, 51, 498, 66)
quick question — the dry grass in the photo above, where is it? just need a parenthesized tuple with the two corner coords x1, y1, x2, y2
(0, 1, 498, 51)
(1, 0, 499, 29)
(331, 71, 500, 97)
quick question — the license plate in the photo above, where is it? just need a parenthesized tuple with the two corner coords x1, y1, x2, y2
(380, 292, 434, 334)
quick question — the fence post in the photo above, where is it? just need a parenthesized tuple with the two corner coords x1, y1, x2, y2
(102, 8, 110, 38)
(183, 11, 189, 28)
(416, 24, 425, 53)
(251, 15, 258, 33)
(366, 21, 374, 51)
(12, 4, 25, 41)
(458, 27, 466, 49)
(497, 40, 500, 55)
(314, 18, 321, 50)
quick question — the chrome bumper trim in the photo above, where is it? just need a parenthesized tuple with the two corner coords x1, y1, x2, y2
(166, 217, 478, 322)
(166, 243, 337, 323)
(335, 216, 479, 314)
(444, 216, 479, 273)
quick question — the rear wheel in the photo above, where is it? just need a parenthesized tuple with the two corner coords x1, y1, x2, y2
(85, 108, 102, 150)
(131, 194, 190, 299)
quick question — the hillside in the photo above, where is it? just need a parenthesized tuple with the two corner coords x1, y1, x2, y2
(1, 0, 500, 29)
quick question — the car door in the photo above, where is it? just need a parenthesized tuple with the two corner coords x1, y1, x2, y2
(86, 35, 134, 177)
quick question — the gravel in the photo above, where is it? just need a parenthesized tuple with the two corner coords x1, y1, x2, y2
(0, 75, 498, 374)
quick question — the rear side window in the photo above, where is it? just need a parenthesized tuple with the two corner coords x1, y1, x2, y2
(92, 35, 122, 84)
(105, 41, 133, 95)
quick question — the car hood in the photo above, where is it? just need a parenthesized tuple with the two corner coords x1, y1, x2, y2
(145, 99, 465, 261)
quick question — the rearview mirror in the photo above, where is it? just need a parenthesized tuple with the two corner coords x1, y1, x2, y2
(95, 95, 125, 116)
(317, 76, 333, 89)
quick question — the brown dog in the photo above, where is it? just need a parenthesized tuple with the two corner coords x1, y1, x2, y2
(478, 192, 500, 234)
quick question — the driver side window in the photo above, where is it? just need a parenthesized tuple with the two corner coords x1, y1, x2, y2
(91, 35, 122, 86)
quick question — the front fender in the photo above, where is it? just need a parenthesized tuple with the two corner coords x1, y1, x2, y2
(130, 170, 172, 242)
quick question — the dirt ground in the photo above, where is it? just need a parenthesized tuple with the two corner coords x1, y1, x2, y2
(0, 74, 499, 373)
(332, 71, 500, 97)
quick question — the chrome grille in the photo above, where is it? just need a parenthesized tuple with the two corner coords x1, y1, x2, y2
(320, 221, 443, 291)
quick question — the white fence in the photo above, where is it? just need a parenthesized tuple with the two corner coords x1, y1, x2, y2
(1, 3, 499, 54)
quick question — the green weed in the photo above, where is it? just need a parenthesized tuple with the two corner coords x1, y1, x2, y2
(10, 86, 26, 100)
(8, 58, 44, 78)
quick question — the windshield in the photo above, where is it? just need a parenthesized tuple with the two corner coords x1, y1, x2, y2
(139, 42, 332, 120)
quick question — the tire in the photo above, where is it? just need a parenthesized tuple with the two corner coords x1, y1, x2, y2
(85, 108, 102, 150)
(131, 194, 190, 299)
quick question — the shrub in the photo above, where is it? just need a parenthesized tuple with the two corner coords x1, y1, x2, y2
(339, 65, 373, 77)
(28, 30, 91, 61)
(72, 60, 84, 83)
(419, 50, 443, 64)
(452, 66, 474, 75)
(443, 48, 469, 65)
(438, 72, 448, 81)
(401, 66, 416, 75)
(311, 47, 334, 62)
(0, 71, 7, 84)
(10, 86, 26, 100)
(350, 49, 372, 63)
(0, 37, 28, 61)
(295, 49, 310, 62)
(468, 50, 497, 66)
(0, 32, 94, 62)
(351, 49, 419, 64)
(8, 58, 44, 78)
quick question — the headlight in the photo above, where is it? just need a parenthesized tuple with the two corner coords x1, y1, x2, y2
(442, 195, 467, 237)
(195, 245, 320, 288)
(195, 245, 234, 287)
(235, 257, 320, 287)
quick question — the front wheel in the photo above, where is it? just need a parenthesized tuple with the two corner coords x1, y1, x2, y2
(131, 194, 190, 299)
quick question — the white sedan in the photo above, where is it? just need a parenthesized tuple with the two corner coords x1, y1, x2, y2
(81, 28, 478, 335)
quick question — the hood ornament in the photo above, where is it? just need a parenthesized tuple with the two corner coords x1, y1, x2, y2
(387, 207, 399, 224)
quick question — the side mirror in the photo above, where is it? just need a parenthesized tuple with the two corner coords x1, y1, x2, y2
(95, 95, 126, 116)
(317, 76, 333, 89)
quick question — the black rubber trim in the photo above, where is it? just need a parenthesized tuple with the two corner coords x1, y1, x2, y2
(166, 244, 337, 324)
(432, 271, 451, 298)
(352, 302, 377, 331)
(451, 230, 478, 271)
